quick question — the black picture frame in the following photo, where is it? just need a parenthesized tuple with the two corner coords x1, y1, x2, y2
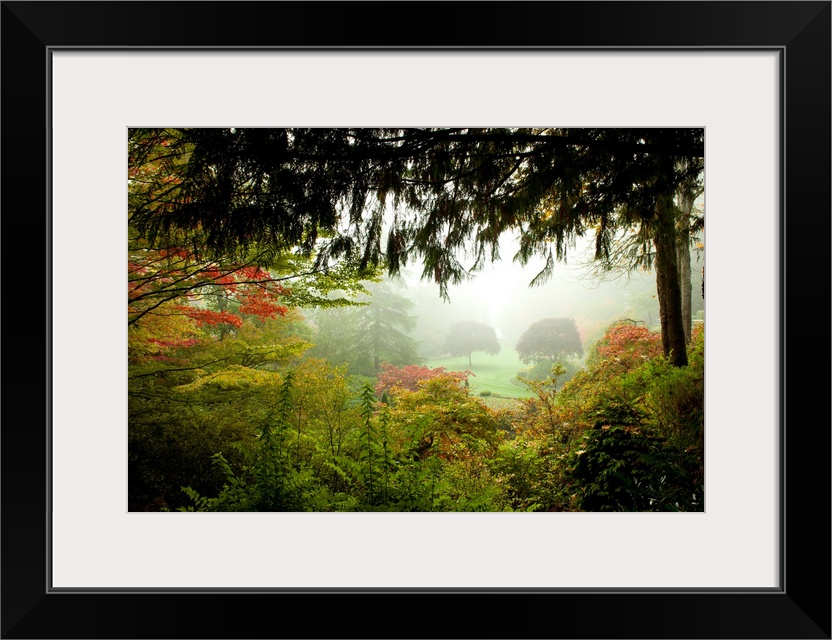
(2, 2, 829, 638)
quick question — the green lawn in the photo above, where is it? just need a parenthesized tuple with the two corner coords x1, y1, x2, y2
(424, 344, 537, 399)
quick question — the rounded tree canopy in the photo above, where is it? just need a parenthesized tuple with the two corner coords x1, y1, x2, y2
(516, 317, 583, 365)
(443, 321, 500, 365)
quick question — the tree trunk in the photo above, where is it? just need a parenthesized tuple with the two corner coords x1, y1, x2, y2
(676, 188, 694, 344)
(653, 193, 688, 367)
(468, 352, 472, 368)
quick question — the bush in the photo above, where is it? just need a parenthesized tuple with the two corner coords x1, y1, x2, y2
(488, 436, 571, 511)
(375, 363, 473, 396)
(585, 322, 662, 371)
(557, 326, 705, 512)
(566, 400, 701, 511)
(517, 358, 582, 388)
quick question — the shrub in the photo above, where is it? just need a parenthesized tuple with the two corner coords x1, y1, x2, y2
(585, 321, 662, 371)
(375, 363, 472, 396)
(384, 375, 502, 461)
(488, 436, 571, 512)
(517, 358, 582, 389)
(566, 400, 701, 511)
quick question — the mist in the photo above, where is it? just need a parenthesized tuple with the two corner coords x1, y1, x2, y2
(304, 225, 703, 399)
(395, 231, 680, 359)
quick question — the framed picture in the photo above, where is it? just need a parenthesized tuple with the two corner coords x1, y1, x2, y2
(3, 1, 829, 638)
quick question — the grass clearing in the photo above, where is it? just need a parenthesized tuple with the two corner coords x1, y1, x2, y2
(424, 343, 537, 399)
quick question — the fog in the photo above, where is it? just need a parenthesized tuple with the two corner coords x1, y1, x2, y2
(305, 219, 704, 387)
(393, 231, 678, 360)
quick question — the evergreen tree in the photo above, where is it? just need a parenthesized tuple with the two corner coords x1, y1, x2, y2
(355, 280, 420, 373)
(308, 279, 420, 375)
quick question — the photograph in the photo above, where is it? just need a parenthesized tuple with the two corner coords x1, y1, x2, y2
(2, 0, 829, 637)
(128, 127, 706, 514)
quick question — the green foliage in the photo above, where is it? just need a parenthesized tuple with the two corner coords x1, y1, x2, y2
(386, 376, 502, 450)
(488, 436, 570, 512)
(130, 128, 702, 295)
(355, 383, 390, 506)
(516, 317, 583, 365)
(566, 419, 702, 512)
(139, 308, 704, 513)
(128, 196, 704, 514)
(179, 371, 321, 511)
(519, 359, 566, 382)
(271, 254, 380, 309)
(128, 310, 300, 510)
(167, 318, 703, 513)
(307, 279, 421, 375)
(431, 456, 506, 512)
(443, 321, 501, 367)
(385, 453, 443, 512)
(128, 395, 247, 511)
(516, 363, 568, 438)
(131, 129, 700, 512)
(306, 307, 366, 371)
(517, 357, 582, 391)
(621, 328, 704, 455)
(508, 320, 706, 512)
(561, 327, 704, 512)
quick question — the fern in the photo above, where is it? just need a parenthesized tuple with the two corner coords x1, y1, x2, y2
(180, 370, 314, 511)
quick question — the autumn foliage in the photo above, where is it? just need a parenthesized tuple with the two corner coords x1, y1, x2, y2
(129, 244, 290, 324)
(588, 322, 663, 371)
(375, 363, 473, 396)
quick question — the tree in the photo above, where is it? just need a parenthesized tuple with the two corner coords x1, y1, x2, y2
(515, 318, 583, 365)
(127, 129, 376, 329)
(129, 127, 704, 366)
(674, 161, 704, 344)
(354, 280, 420, 373)
(128, 239, 289, 329)
(127, 297, 315, 510)
(307, 279, 420, 375)
(443, 321, 501, 367)
(573, 165, 703, 345)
